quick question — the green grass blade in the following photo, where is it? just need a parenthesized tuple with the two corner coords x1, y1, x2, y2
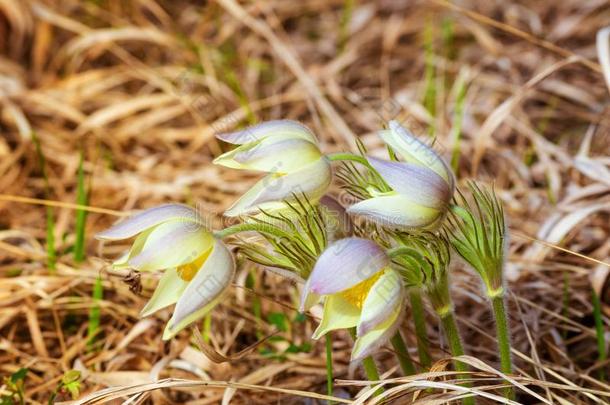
(325, 333, 334, 404)
(74, 151, 88, 263)
(442, 17, 455, 61)
(592, 289, 607, 381)
(32, 132, 56, 272)
(450, 69, 468, 174)
(87, 275, 104, 349)
(423, 20, 436, 136)
(338, 0, 354, 53)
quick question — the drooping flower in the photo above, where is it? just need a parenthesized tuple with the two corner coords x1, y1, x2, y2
(95, 204, 235, 339)
(347, 155, 453, 229)
(213, 120, 332, 217)
(300, 237, 405, 360)
(344, 120, 455, 229)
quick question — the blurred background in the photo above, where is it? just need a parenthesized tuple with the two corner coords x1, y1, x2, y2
(1, 0, 610, 403)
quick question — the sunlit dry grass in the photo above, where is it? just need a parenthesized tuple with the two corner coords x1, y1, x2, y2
(1, 0, 610, 403)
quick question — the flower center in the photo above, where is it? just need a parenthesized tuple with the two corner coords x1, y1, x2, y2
(339, 271, 383, 309)
(176, 248, 212, 281)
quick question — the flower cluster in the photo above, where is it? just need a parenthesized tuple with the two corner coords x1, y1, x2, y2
(96, 119, 512, 391)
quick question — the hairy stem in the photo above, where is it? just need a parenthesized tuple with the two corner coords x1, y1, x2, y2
(326, 152, 390, 190)
(390, 332, 416, 375)
(214, 222, 290, 239)
(439, 311, 474, 405)
(326, 152, 372, 168)
(325, 334, 334, 404)
(491, 294, 515, 399)
(410, 289, 432, 369)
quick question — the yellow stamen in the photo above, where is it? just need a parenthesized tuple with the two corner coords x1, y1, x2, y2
(177, 248, 212, 281)
(339, 271, 383, 309)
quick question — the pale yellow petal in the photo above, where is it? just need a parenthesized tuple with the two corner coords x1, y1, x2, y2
(224, 158, 331, 217)
(112, 227, 153, 268)
(215, 138, 321, 173)
(312, 294, 360, 340)
(357, 269, 404, 336)
(140, 269, 189, 317)
(162, 293, 225, 340)
(163, 241, 235, 339)
(352, 304, 402, 360)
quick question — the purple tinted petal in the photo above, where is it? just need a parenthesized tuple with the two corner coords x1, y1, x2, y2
(128, 222, 213, 271)
(95, 204, 199, 240)
(368, 156, 451, 209)
(347, 195, 440, 229)
(308, 237, 389, 295)
(216, 120, 316, 145)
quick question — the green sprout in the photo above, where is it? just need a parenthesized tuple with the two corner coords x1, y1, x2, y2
(446, 181, 514, 398)
(1, 368, 28, 405)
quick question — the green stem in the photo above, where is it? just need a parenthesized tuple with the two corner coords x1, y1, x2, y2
(491, 295, 515, 399)
(325, 333, 334, 404)
(361, 356, 381, 383)
(491, 296, 513, 374)
(214, 222, 290, 239)
(439, 311, 474, 405)
(410, 289, 432, 368)
(439, 312, 466, 367)
(390, 332, 416, 375)
(326, 152, 372, 168)
(348, 328, 383, 395)
(326, 152, 390, 190)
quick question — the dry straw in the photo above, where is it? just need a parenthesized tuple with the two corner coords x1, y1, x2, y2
(0, 0, 609, 403)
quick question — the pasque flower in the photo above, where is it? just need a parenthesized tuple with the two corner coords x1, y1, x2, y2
(347, 121, 455, 229)
(95, 204, 235, 339)
(300, 237, 405, 360)
(213, 120, 332, 217)
(447, 182, 514, 385)
(347, 155, 453, 229)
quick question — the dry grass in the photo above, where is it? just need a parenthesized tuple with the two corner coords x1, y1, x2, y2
(1, 0, 610, 403)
